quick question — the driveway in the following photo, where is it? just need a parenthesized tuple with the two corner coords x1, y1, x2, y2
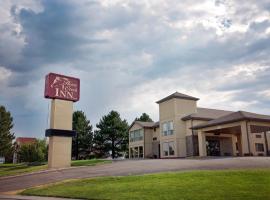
(0, 157, 270, 194)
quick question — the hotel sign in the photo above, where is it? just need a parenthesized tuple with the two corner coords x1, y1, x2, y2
(44, 73, 80, 102)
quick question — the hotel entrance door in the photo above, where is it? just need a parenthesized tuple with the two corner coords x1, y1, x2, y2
(206, 139, 221, 156)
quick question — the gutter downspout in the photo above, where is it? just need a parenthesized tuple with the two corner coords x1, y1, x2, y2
(245, 121, 251, 155)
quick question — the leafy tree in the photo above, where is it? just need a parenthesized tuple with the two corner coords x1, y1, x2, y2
(135, 113, 153, 122)
(18, 139, 47, 163)
(72, 111, 93, 160)
(94, 110, 129, 159)
(0, 106, 15, 162)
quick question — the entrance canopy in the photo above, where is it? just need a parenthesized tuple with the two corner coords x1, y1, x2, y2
(191, 111, 270, 157)
(192, 111, 270, 130)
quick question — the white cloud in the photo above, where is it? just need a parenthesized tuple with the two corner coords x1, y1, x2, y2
(0, 66, 12, 83)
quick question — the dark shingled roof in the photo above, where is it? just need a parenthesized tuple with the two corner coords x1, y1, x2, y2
(156, 92, 199, 104)
(182, 107, 233, 121)
(192, 111, 270, 129)
(129, 121, 159, 131)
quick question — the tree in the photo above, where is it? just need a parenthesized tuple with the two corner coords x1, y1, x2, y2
(135, 113, 153, 122)
(18, 139, 47, 163)
(94, 110, 129, 159)
(72, 111, 93, 160)
(0, 106, 15, 162)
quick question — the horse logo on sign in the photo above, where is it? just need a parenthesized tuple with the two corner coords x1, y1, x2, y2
(44, 73, 80, 102)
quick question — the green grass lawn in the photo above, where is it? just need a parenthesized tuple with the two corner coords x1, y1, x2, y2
(21, 169, 270, 200)
(0, 163, 47, 177)
(0, 159, 111, 177)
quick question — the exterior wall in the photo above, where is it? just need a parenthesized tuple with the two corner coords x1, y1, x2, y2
(267, 131, 270, 155)
(152, 127, 160, 158)
(185, 120, 208, 136)
(129, 124, 157, 158)
(186, 135, 198, 156)
(220, 137, 234, 156)
(144, 128, 154, 158)
(248, 121, 270, 156)
(159, 98, 197, 158)
(153, 127, 160, 141)
(185, 119, 208, 156)
(159, 99, 177, 158)
(250, 132, 267, 156)
(129, 124, 144, 158)
(152, 141, 160, 158)
(129, 124, 144, 148)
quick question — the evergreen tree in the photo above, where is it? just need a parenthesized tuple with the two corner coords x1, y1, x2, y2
(0, 106, 15, 162)
(94, 111, 129, 159)
(135, 113, 153, 122)
(72, 111, 93, 160)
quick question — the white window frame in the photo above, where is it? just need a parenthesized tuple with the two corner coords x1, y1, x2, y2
(162, 141, 175, 156)
(162, 121, 174, 136)
(129, 129, 144, 142)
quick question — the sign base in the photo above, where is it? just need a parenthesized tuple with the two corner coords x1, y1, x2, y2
(48, 136, 72, 169)
(46, 99, 74, 169)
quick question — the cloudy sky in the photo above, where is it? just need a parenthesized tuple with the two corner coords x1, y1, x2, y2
(1, 0, 270, 138)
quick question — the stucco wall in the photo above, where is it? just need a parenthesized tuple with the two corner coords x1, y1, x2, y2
(144, 128, 154, 158)
(129, 123, 144, 148)
(185, 119, 208, 136)
(250, 132, 268, 156)
(159, 98, 197, 158)
(220, 137, 233, 156)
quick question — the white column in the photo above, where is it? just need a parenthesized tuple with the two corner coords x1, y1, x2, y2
(198, 130, 207, 156)
(231, 135, 237, 156)
(240, 121, 251, 156)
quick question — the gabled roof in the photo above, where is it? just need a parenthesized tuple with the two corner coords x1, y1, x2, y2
(182, 107, 233, 121)
(129, 121, 159, 131)
(192, 111, 270, 129)
(156, 92, 199, 104)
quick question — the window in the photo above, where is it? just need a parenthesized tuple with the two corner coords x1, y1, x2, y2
(162, 121, 174, 136)
(129, 129, 144, 142)
(163, 142, 175, 156)
(255, 143, 264, 152)
(256, 134, 262, 138)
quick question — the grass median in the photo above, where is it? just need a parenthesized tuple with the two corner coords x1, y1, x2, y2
(0, 159, 111, 177)
(21, 169, 270, 200)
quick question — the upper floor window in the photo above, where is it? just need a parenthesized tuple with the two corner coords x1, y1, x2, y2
(130, 129, 144, 142)
(162, 121, 174, 136)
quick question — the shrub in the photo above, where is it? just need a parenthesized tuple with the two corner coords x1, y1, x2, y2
(18, 139, 47, 163)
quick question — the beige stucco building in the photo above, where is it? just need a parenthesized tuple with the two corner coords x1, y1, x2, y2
(129, 92, 270, 158)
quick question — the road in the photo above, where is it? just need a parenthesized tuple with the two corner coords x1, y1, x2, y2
(0, 157, 269, 194)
